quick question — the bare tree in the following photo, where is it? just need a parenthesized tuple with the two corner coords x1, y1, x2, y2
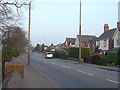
(0, 0, 31, 43)
(2, 26, 27, 51)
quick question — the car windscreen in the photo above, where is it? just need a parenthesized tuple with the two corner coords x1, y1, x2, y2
(47, 52, 52, 54)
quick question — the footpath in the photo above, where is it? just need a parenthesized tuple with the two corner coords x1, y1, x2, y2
(12, 56, 58, 88)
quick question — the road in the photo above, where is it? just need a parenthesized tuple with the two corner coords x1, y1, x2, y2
(20, 53, 119, 88)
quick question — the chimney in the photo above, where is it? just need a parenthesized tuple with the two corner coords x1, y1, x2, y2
(117, 22, 120, 29)
(104, 24, 109, 32)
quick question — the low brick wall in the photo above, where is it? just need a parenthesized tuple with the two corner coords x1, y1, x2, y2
(5, 62, 24, 78)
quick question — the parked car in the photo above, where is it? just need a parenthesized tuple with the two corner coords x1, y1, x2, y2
(45, 52, 53, 59)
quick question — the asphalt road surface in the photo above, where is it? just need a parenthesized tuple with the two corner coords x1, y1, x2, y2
(20, 53, 119, 88)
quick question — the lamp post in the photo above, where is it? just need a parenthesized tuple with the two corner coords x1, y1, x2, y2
(79, 0, 82, 64)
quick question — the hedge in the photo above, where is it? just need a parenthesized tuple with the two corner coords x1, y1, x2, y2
(2, 46, 21, 62)
(68, 47, 91, 61)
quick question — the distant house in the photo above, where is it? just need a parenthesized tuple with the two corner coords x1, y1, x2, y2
(96, 22, 120, 53)
(64, 38, 76, 47)
(55, 43, 65, 50)
(75, 35, 97, 52)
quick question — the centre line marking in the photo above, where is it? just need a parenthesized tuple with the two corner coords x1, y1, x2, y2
(106, 79, 120, 84)
(77, 70, 94, 76)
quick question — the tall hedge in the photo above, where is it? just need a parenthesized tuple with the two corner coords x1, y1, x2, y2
(68, 47, 91, 60)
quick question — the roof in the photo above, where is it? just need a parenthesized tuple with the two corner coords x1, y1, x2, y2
(97, 28, 117, 40)
(65, 38, 76, 45)
(77, 35, 97, 43)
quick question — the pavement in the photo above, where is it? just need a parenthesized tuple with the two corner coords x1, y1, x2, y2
(14, 57, 58, 88)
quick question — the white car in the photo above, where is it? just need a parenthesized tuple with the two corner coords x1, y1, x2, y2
(45, 52, 53, 59)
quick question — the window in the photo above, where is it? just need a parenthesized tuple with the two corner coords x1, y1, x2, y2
(117, 39, 120, 46)
(104, 40, 107, 47)
(97, 41, 100, 47)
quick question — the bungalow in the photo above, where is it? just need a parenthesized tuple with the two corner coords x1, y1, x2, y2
(64, 38, 76, 47)
(96, 22, 120, 53)
(75, 35, 97, 52)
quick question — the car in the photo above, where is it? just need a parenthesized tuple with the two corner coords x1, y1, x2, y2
(45, 52, 53, 59)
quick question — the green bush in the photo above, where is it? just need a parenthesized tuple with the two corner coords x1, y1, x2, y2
(103, 51, 118, 66)
(108, 52, 118, 65)
(2, 46, 21, 62)
(53, 50, 68, 59)
(94, 46, 100, 53)
(68, 47, 91, 61)
(58, 50, 68, 56)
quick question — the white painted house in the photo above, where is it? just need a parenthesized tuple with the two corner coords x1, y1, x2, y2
(96, 23, 120, 52)
(113, 28, 120, 48)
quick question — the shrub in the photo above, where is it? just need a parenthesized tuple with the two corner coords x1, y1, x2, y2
(58, 50, 68, 56)
(2, 46, 21, 62)
(94, 46, 100, 53)
(53, 50, 68, 59)
(53, 51, 59, 58)
(68, 47, 91, 62)
(90, 53, 103, 65)
(107, 52, 118, 66)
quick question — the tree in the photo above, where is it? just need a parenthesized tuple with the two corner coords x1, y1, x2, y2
(33, 43, 40, 52)
(2, 26, 27, 51)
(0, 0, 31, 42)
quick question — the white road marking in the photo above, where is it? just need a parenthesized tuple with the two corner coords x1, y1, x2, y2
(67, 67, 71, 69)
(61, 65, 67, 68)
(76, 70, 94, 76)
(106, 79, 120, 84)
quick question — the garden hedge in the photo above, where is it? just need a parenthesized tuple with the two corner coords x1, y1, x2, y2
(68, 47, 91, 61)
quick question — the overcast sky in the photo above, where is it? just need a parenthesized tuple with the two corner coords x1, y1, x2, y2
(22, 0, 119, 46)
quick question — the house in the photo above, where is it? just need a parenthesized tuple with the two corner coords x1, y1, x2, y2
(75, 35, 97, 52)
(64, 38, 76, 47)
(85, 37, 97, 53)
(49, 44, 55, 52)
(96, 22, 120, 53)
(55, 43, 65, 50)
(110, 24, 120, 52)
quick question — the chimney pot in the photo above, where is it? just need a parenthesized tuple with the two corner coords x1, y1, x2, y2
(104, 24, 109, 32)
(117, 22, 120, 29)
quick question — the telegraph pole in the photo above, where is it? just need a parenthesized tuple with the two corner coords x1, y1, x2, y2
(79, 0, 82, 64)
(28, 2, 31, 65)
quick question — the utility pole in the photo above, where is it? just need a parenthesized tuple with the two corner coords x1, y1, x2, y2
(28, 2, 31, 65)
(79, 0, 82, 64)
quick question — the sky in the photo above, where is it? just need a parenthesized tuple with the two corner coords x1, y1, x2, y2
(21, 0, 119, 46)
